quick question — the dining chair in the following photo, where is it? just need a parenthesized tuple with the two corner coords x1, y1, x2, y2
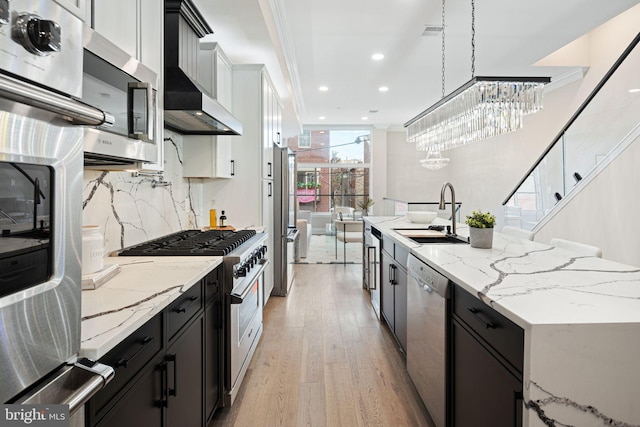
(334, 219, 363, 264)
(549, 238, 602, 257)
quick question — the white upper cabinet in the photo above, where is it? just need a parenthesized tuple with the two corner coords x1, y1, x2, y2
(54, 0, 86, 20)
(199, 42, 233, 111)
(259, 72, 281, 180)
(183, 135, 234, 179)
(90, 0, 163, 75)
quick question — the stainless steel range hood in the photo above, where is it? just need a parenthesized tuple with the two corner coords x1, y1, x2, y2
(164, 0, 242, 136)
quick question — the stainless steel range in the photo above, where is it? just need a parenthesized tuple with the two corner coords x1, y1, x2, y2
(119, 229, 268, 406)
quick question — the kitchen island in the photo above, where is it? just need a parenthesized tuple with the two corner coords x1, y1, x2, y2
(366, 216, 640, 427)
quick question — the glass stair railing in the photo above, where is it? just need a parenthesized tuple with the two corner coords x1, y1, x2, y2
(502, 31, 640, 231)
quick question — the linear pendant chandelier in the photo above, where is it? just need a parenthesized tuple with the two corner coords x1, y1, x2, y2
(406, 0, 550, 153)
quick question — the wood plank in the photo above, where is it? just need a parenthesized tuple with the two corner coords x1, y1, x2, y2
(296, 382, 327, 426)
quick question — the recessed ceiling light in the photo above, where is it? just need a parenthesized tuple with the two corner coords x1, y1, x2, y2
(361, 116, 369, 121)
(319, 86, 329, 91)
(629, 88, 640, 93)
(319, 116, 326, 120)
(372, 53, 384, 61)
(379, 86, 389, 92)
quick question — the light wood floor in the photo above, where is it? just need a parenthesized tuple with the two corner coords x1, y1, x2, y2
(210, 264, 433, 427)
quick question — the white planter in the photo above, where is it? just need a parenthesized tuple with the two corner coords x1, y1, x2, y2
(469, 227, 493, 249)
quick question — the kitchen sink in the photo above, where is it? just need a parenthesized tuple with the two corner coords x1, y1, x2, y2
(393, 227, 468, 244)
(407, 235, 469, 245)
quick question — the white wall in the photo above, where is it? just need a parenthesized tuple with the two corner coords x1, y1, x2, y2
(384, 5, 640, 239)
(534, 132, 640, 266)
(370, 128, 388, 216)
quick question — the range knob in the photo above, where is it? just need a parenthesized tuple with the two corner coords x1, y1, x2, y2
(234, 265, 246, 278)
(14, 14, 61, 56)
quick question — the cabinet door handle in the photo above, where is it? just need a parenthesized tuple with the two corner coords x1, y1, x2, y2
(159, 360, 169, 408)
(276, 131, 281, 144)
(367, 246, 377, 290)
(115, 336, 154, 368)
(175, 296, 198, 313)
(467, 307, 497, 329)
(268, 162, 272, 177)
(268, 182, 272, 197)
(166, 353, 178, 397)
(390, 264, 397, 285)
(230, 160, 235, 176)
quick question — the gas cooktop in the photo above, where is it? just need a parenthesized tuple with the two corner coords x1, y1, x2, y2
(118, 229, 257, 256)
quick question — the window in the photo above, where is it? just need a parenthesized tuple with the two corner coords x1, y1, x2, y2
(290, 129, 371, 214)
(298, 130, 311, 148)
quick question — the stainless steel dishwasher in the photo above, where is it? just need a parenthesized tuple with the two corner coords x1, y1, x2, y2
(407, 253, 450, 427)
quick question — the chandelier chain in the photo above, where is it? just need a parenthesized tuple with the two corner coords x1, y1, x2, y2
(441, 0, 446, 98)
(471, 0, 475, 78)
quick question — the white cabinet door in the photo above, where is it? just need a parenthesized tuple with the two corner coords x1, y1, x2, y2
(139, 0, 163, 75)
(54, 0, 86, 20)
(92, 0, 138, 58)
(183, 135, 234, 179)
(262, 179, 274, 303)
(92, 0, 162, 75)
(216, 51, 233, 111)
(198, 43, 233, 111)
(261, 74, 273, 180)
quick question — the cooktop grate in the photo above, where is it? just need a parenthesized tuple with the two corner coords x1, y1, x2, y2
(118, 229, 257, 256)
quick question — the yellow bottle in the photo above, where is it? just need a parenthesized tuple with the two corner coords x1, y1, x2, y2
(209, 208, 217, 228)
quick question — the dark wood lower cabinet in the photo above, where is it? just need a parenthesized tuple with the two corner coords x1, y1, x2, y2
(204, 302, 222, 423)
(86, 266, 223, 427)
(452, 320, 523, 427)
(380, 245, 408, 352)
(165, 317, 203, 427)
(94, 362, 163, 427)
(451, 284, 524, 427)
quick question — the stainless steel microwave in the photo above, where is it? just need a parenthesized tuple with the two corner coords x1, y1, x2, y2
(82, 27, 159, 167)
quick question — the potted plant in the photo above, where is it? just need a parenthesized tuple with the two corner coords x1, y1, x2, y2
(357, 197, 375, 216)
(465, 210, 496, 248)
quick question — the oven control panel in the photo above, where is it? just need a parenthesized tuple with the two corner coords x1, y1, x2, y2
(0, 0, 83, 97)
(233, 245, 268, 279)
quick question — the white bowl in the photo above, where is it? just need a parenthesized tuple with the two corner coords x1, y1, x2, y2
(406, 211, 437, 224)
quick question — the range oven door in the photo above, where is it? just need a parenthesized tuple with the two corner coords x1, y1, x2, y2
(226, 260, 268, 406)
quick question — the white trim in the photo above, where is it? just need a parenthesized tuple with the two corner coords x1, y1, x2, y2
(545, 67, 588, 93)
(268, 0, 305, 115)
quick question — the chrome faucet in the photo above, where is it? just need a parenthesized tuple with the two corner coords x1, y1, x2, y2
(439, 182, 456, 236)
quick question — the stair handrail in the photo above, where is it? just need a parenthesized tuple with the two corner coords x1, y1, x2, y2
(502, 31, 640, 206)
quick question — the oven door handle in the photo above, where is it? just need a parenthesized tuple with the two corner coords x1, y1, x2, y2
(230, 260, 269, 304)
(0, 73, 115, 127)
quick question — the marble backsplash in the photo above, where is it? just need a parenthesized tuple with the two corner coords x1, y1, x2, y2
(82, 131, 205, 255)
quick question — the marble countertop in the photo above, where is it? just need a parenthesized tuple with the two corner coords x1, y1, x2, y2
(80, 256, 222, 360)
(367, 215, 640, 426)
(367, 215, 640, 327)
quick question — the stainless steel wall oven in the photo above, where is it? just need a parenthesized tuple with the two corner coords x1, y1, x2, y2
(82, 27, 159, 167)
(0, 0, 113, 414)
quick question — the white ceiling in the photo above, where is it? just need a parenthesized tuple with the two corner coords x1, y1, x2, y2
(194, 0, 640, 135)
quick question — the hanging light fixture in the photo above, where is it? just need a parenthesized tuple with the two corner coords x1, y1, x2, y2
(420, 148, 450, 169)
(406, 0, 550, 152)
(418, 0, 450, 170)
